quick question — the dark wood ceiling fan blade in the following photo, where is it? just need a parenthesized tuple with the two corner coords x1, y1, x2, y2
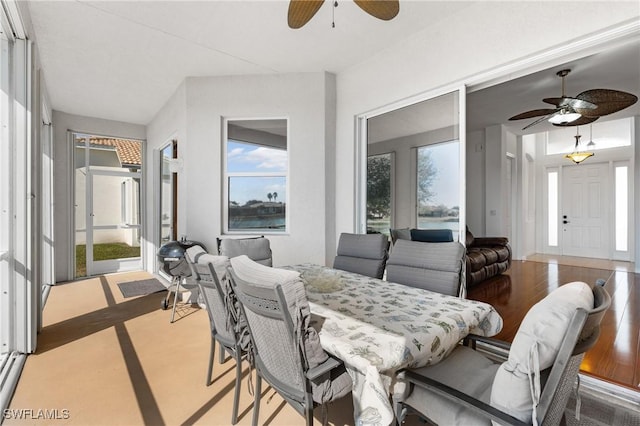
(509, 109, 558, 120)
(575, 89, 638, 117)
(353, 0, 399, 21)
(542, 97, 596, 110)
(551, 115, 599, 127)
(288, 0, 325, 29)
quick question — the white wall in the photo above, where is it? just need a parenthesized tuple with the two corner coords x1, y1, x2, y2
(335, 2, 639, 250)
(145, 72, 336, 269)
(53, 111, 146, 282)
(466, 129, 485, 235)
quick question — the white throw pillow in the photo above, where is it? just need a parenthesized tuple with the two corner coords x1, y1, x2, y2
(490, 281, 594, 424)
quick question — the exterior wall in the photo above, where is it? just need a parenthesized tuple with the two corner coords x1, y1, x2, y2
(52, 111, 145, 282)
(146, 73, 335, 269)
(335, 2, 638, 255)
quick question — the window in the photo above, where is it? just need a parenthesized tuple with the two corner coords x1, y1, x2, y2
(547, 170, 558, 247)
(367, 153, 393, 235)
(615, 165, 628, 252)
(416, 141, 460, 232)
(546, 117, 632, 155)
(159, 140, 177, 243)
(224, 119, 287, 233)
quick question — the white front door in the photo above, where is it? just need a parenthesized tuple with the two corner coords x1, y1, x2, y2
(561, 162, 609, 258)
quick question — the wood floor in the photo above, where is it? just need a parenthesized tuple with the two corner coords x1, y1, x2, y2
(468, 258, 640, 391)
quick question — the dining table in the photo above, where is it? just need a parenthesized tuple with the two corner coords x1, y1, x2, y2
(284, 263, 504, 426)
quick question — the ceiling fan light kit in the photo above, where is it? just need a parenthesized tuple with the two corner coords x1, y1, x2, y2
(509, 69, 637, 131)
(548, 110, 581, 125)
(564, 129, 594, 164)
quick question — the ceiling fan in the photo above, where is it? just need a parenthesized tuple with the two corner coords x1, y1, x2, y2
(288, 0, 399, 29)
(509, 69, 638, 131)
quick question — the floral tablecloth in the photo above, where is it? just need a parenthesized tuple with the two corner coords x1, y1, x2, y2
(285, 264, 503, 426)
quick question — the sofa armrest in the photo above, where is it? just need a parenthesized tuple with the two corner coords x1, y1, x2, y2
(470, 237, 509, 247)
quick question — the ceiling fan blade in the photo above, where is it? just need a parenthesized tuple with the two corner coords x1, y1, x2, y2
(542, 97, 597, 110)
(575, 89, 638, 117)
(521, 111, 559, 131)
(353, 0, 399, 21)
(288, 0, 325, 29)
(509, 109, 558, 121)
(550, 115, 599, 127)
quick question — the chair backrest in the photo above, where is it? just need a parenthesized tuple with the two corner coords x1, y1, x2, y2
(217, 236, 272, 266)
(228, 261, 309, 406)
(537, 283, 611, 425)
(332, 232, 389, 279)
(490, 282, 611, 425)
(190, 260, 237, 347)
(385, 239, 465, 296)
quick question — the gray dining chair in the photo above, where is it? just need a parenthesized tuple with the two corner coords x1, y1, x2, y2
(394, 281, 610, 426)
(385, 239, 465, 296)
(217, 236, 273, 266)
(228, 255, 352, 426)
(332, 232, 389, 279)
(189, 257, 248, 425)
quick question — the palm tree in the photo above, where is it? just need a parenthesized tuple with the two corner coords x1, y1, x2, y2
(273, 192, 278, 202)
(267, 193, 273, 202)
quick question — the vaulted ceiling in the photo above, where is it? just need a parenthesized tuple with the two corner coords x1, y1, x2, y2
(27, 1, 639, 135)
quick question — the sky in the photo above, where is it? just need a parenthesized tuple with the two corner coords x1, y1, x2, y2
(227, 140, 287, 205)
(424, 141, 460, 208)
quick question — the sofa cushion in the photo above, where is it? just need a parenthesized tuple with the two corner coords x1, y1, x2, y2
(466, 250, 487, 272)
(410, 229, 454, 243)
(494, 246, 511, 263)
(480, 248, 498, 264)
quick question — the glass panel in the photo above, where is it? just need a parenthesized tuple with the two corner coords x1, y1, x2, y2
(367, 153, 392, 235)
(74, 133, 143, 277)
(548, 171, 558, 246)
(90, 229, 140, 262)
(366, 91, 460, 237)
(416, 141, 460, 232)
(74, 136, 87, 277)
(228, 176, 286, 231)
(225, 119, 288, 233)
(615, 166, 628, 252)
(0, 33, 10, 353)
(160, 143, 174, 243)
(227, 140, 287, 173)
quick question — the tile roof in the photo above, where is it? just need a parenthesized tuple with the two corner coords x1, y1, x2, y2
(81, 137, 142, 166)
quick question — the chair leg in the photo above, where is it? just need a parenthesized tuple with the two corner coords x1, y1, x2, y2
(219, 344, 226, 364)
(252, 373, 262, 426)
(305, 404, 314, 426)
(231, 352, 242, 424)
(206, 336, 215, 386)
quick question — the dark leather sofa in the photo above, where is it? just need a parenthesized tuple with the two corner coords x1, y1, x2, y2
(465, 227, 511, 287)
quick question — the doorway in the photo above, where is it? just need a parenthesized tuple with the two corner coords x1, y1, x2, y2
(73, 133, 143, 277)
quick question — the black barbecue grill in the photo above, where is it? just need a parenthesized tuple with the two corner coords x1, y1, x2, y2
(157, 239, 205, 322)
